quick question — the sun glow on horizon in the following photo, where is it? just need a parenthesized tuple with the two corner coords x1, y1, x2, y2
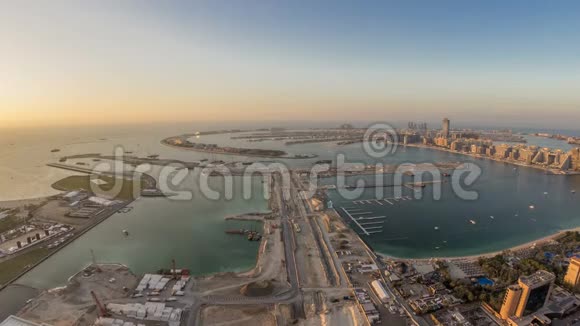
(2, 1, 580, 129)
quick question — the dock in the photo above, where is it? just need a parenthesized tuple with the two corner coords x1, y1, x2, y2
(351, 195, 414, 206)
(340, 207, 386, 235)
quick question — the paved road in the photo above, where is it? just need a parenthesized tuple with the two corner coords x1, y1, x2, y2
(277, 173, 305, 319)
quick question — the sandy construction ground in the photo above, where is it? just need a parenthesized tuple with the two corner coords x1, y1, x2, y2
(18, 264, 138, 326)
(299, 302, 366, 326)
(200, 305, 278, 326)
(32, 199, 91, 226)
(294, 218, 329, 288)
(195, 219, 288, 297)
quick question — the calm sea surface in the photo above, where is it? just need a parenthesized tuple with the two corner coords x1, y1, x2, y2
(0, 122, 578, 291)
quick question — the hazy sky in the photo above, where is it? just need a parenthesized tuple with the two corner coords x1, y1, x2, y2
(1, 1, 580, 128)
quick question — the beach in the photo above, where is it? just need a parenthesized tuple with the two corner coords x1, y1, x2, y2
(380, 227, 580, 263)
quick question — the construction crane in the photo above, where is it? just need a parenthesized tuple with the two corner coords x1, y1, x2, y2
(172, 258, 178, 280)
(91, 249, 102, 272)
(91, 291, 110, 317)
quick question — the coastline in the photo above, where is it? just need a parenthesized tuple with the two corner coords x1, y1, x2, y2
(160, 138, 318, 159)
(193, 184, 277, 282)
(376, 227, 580, 263)
(403, 143, 579, 175)
(0, 198, 134, 292)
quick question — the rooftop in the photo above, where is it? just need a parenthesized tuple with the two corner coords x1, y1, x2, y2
(519, 270, 555, 287)
(0, 316, 50, 326)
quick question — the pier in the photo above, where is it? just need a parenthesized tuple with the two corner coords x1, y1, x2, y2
(351, 195, 414, 206)
(340, 207, 386, 235)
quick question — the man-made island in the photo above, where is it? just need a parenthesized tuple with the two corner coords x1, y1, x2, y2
(162, 134, 317, 159)
(225, 121, 580, 175)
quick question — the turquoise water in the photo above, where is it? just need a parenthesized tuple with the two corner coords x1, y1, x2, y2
(16, 174, 269, 289)
(329, 146, 580, 258)
(0, 123, 579, 288)
(502, 134, 575, 151)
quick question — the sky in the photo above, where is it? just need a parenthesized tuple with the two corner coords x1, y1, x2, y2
(1, 1, 580, 129)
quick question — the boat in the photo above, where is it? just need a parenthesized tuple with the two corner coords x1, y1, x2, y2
(544, 192, 549, 195)
(529, 205, 535, 209)
(469, 220, 477, 225)
(315, 160, 332, 165)
(434, 226, 439, 230)
(225, 229, 245, 235)
(122, 230, 129, 236)
(572, 190, 577, 194)
(490, 216, 494, 219)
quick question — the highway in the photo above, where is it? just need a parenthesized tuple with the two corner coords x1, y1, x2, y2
(276, 173, 305, 318)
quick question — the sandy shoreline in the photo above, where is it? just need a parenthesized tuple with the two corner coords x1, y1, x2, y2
(160, 138, 318, 159)
(378, 227, 580, 262)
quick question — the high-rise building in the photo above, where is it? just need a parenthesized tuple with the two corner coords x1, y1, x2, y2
(564, 257, 580, 288)
(569, 148, 580, 171)
(495, 144, 513, 159)
(515, 270, 555, 317)
(442, 118, 450, 138)
(499, 270, 555, 319)
(500, 285, 523, 319)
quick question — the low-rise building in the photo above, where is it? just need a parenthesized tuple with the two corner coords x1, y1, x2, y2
(0, 316, 51, 326)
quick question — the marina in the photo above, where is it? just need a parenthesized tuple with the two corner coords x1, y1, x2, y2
(329, 149, 580, 259)
(341, 207, 387, 236)
(352, 195, 414, 206)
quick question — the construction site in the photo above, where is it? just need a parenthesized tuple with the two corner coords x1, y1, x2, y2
(3, 168, 383, 326)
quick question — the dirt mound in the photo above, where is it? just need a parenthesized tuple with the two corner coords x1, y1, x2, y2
(240, 280, 274, 297)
